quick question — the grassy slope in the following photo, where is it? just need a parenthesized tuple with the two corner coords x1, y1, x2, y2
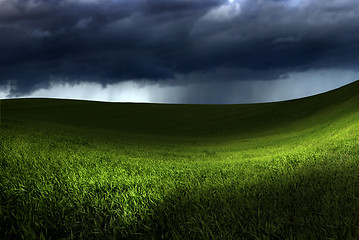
(1, 80, 359, 239)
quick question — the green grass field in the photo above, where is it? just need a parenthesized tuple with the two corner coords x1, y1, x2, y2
(1, 80, 359, 239)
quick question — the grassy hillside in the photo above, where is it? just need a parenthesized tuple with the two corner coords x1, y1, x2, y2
(1, 80, 359, 239)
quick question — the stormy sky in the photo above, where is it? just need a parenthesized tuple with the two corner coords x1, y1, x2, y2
(0, 0, 359, 103)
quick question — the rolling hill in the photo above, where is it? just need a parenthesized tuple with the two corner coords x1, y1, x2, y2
(1, 80, 359, 239)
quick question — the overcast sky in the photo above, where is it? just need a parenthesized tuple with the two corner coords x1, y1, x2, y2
(0, 0, 359, 103)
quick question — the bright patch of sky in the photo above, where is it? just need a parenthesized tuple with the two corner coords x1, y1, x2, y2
(11, 69, 359, 104)
(19, 81, 187, 103)
(201, 0, 242, 22)
(282, 0, 309, 8)
(0, 82, 11, 99)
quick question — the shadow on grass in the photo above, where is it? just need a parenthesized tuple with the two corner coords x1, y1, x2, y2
(138, 163, 359, 240)
(2, 160, 359, 240)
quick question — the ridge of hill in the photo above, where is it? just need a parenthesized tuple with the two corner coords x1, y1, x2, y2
(2, 80, 359, 139)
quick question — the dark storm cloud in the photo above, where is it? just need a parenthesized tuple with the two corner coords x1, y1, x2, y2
(1, 0, 359, 96)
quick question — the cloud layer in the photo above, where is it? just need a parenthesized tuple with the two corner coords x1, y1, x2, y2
(0, 0, 359, 100)
(16, 69, 359, 104)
